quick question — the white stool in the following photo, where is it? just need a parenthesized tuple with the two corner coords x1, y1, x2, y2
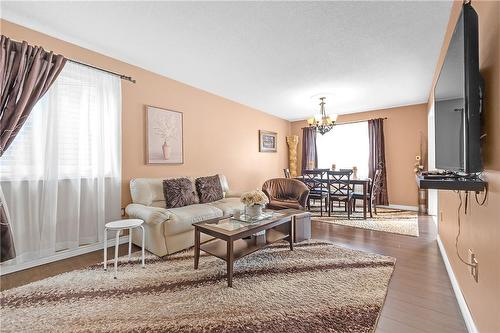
(104, 219, 145, 278)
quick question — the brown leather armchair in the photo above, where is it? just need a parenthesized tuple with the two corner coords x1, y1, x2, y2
(262, 178, 310, 210)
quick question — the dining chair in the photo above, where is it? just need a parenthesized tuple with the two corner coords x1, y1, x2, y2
(283, 168, 291, 178)
(300, 169, 328, 216)
(326, 170, 354, 219)
(335, 169, 353, 207)
(352, 179, 371, 217)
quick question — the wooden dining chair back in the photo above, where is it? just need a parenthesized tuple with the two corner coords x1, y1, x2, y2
(300, 169, 328, 216)
(370, 169, 383, 214)
(326, 170, 354, 219)
(283, 168, 291, 178)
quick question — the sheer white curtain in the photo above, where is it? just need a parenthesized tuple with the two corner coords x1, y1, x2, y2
(0, 62, 121, 264)
(317, 121, 369, 178)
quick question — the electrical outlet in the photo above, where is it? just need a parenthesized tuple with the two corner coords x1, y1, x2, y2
(121, 207, 126, 217)
(468, 249, 479, 282)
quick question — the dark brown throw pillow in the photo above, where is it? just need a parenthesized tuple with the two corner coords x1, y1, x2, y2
(195, 175, 223, 203)
(163, 178, 197, 208)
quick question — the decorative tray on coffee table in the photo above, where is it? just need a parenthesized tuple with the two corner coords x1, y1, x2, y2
(232, 212, 278, 224)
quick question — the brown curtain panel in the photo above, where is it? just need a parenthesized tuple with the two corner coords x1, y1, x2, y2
(0, 35, 66, 262)
(301, 127, 318, 172)
(368, 118, 389, 205)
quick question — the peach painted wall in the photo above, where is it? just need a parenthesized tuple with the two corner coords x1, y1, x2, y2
(291, 104, 428, 207)
(0, 20, 291, 207)
(427, 1, 500, 332)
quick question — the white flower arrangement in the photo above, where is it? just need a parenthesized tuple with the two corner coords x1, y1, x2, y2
(240, 190, 269, 207)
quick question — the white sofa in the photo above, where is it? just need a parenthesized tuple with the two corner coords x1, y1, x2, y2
(125, 175, 244, 256)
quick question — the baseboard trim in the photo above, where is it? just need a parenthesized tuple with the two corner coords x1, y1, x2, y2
(437, 234, 478, 333)
(431, 214, 438, 227)
(0, 236, 129, 276)
(378, 204, 419, 211)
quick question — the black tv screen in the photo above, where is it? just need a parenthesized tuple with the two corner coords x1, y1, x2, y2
(434, 3, 483, 174)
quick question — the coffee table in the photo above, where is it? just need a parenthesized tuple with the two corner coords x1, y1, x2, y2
(193, 209, 303, 287)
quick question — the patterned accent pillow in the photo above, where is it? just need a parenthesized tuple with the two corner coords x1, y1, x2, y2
(195, 175, 223, 203)
(163, 178, 197, 208)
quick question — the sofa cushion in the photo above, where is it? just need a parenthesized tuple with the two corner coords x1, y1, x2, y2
(130, 175, 231, 207)
(164, 204, 223, 235)
(195, 175, 224, 203)
(208, 197, 244, 216)
(163, 178, 197, 208)
(130, 177, 198, 207)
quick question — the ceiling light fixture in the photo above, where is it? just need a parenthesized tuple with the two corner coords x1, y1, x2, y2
(307, 97, 338, 135)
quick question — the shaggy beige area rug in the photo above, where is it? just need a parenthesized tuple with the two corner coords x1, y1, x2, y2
(312, 207, 419, 237)
(1, 240, 395, 333)
(314, 207, 419, 237)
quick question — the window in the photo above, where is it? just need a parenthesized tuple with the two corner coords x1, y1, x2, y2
(0, 62, 122, 264)
(1, 65, 120, 179)
(317, 121, 369, 178)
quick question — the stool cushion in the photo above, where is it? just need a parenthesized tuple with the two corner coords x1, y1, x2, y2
(105, 219, 143, 229)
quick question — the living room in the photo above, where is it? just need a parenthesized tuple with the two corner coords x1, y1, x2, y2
(0, 1, 499, 332)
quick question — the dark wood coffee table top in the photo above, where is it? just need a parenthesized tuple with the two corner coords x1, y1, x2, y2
(193, 208, 304, 287)
(193, 208, 303, 240)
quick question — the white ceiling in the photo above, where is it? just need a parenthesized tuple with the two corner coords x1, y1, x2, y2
(1, 1, 453, 120)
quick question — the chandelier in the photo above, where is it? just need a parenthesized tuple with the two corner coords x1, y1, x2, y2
(307, 97, 338, 135)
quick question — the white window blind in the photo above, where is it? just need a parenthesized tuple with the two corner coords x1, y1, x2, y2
(1, 66, 119, 179)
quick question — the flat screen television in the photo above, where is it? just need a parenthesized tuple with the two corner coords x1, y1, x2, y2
(434, 3, 484, 174)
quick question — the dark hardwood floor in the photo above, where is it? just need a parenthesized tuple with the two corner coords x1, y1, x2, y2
(1, 215, 466, 332)
(312, 214, 467, 333)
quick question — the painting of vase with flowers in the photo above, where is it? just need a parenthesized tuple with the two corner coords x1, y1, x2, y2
(146, 106, 183, 164)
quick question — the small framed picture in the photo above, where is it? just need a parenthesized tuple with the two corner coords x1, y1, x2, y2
(146, 105, 184, 164)
(259, 130, 277, 152)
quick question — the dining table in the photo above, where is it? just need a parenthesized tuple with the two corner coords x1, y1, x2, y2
(295, 176, 371, 219)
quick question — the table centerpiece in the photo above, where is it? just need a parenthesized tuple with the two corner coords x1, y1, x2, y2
(240, 190, 269, 218)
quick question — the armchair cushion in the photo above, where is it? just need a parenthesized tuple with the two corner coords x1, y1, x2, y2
(125, 204, 171, 225)
(262, 178, 309, 210)
(268, 199, 302, 210)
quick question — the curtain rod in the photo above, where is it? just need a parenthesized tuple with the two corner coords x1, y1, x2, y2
(336, 117, 387, 125)
(300, 117, 387, 129)
(68, 59, 136, 83)
(4, 35, 136, 83)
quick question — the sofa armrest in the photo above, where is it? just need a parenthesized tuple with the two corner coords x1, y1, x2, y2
(125, 204, 171, 225)
(224, 191, 242, 198)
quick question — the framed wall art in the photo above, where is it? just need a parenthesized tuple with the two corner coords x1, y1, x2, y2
(259, 130, 277, 152)
(146, 106, 183, 164)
